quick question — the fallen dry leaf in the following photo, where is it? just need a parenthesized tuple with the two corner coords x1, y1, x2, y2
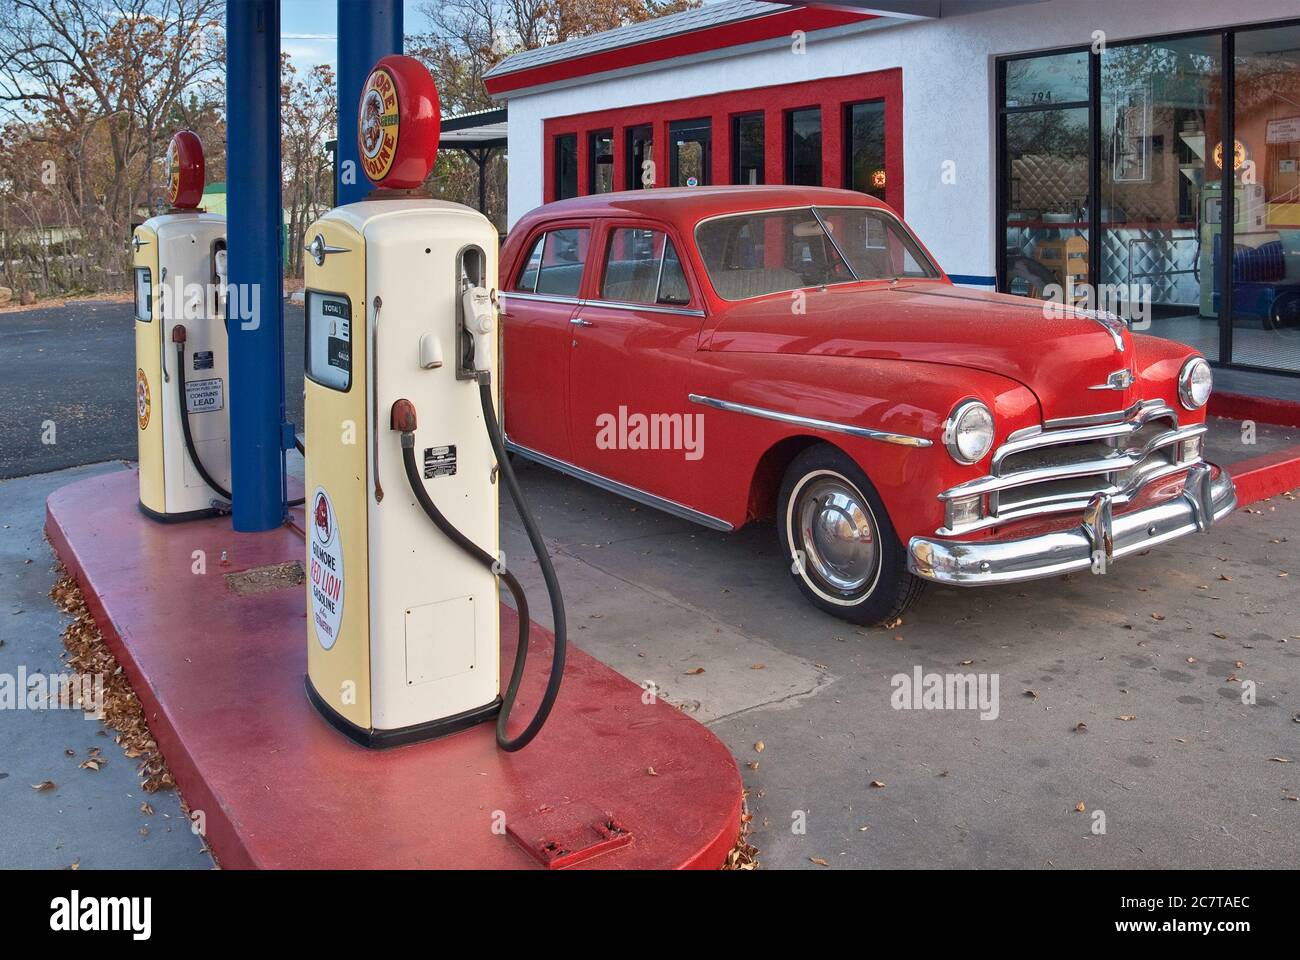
(1117, 715, 1137, 721)
(1074, 722, 1088, 733)
(31, 780, 56, 791)
(809, 856, 829, 866)
(1267, 757, 1293, 763)
(870, 779, 886, 788)
(754, 741, 765, 753)
(1075, 802, 1086, 813)
(683, 667, 705, 676)
(646, 766, 657, 776)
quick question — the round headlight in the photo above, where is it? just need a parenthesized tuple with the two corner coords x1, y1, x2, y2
(945, 400, 995, 465)
(1178, 356, 1213, 410)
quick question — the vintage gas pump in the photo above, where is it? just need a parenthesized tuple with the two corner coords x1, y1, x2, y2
(132, 130, 231, 520)
(303, 56, 566, 750)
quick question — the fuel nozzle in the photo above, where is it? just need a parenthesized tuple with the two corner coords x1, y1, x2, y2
(171, 324, 188, 344)
(461, 284, 495, 375)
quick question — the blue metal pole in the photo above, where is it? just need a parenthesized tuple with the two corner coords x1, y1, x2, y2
(337, 0, 404, 206)
(225, 0, 286, 531)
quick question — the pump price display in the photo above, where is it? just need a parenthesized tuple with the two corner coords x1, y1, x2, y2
(307, 292, 352, 391)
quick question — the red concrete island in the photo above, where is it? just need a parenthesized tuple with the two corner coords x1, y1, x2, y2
(45, 467, 742, 870)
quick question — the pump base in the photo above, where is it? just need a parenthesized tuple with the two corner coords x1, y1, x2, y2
(137, 499, 229, 524)
(305, 675, 502, 749)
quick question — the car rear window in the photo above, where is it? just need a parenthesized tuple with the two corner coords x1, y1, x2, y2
(695, 206, 938, 301)
(515, 228, 590, 298)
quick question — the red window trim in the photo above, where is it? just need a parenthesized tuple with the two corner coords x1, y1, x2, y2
(542, 68, 904, 216)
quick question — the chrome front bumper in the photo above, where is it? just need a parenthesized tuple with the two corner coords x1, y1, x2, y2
(907, 463, 1236, 586)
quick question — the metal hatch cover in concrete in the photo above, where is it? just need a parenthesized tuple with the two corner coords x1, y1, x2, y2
(44, 467, 742, 870)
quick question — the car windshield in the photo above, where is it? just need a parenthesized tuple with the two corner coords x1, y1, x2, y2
(694, 205, 940, 301)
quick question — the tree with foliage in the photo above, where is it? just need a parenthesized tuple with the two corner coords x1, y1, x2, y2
(0, 0, 223, 295)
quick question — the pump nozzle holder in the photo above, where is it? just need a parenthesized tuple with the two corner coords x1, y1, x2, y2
(390, 398, 418, 433)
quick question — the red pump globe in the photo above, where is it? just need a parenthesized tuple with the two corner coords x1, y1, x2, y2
(165, 130, 205, 210)
(358, 54, 441, 190)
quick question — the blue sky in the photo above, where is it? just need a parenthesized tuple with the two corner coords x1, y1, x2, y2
(278, 0, 431, 71)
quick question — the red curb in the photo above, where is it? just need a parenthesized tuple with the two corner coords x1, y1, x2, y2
(46, 467, 742, 870)
(1210, 391, 1300, 430)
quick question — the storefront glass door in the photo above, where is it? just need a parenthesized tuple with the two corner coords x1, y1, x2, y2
(1231, 24, 1300, 372)
(1100, 34, 1222, 360)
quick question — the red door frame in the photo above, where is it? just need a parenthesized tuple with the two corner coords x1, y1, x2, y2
(542, 68, 904, 215)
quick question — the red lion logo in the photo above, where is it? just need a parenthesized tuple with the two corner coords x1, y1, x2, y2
(313, 492, 330, 542)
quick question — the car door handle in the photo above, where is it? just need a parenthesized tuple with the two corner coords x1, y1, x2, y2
(569, 317, 595, 327)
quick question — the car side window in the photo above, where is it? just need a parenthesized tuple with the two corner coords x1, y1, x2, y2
(514, 227, 591, 297)
(600, 227, 692, 306)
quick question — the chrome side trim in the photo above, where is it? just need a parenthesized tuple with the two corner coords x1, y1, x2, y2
(688, 394, 933, 448)
(579, 298, 705, 318)
(499, 291, 705, 318)
(499, 291, 581, 307)
(504, 439, 735, 532)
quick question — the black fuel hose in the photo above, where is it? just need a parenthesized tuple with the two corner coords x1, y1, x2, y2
(174, 339, 233, 503)
(173, 334, 306, 508)
(395, 385, 567, 752)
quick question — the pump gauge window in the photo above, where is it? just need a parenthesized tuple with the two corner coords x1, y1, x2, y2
(134, 268, 152, 322)
(306, 291, 353, 391)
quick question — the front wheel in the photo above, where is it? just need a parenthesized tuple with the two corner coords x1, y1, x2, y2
(777, 444, 924, 626)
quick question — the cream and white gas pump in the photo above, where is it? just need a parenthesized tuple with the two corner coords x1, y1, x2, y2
(132, 130, 231, 521)
(303, 56, 566, 749)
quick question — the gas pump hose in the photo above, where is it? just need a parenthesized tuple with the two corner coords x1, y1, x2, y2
(393, 386, 567, 752)
(172, 325, 305, 508)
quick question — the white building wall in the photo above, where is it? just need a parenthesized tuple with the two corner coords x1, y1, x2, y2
(502, 0, 1300, 283)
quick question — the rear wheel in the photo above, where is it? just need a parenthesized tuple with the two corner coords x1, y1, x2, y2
(777, 444, 924, 625)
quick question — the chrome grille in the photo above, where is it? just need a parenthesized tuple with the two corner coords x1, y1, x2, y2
(938, 400, 1206, 535)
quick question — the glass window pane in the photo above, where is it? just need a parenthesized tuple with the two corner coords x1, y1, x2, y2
(515, 235, 544, 291)
(554, 134, 577, 200)
(602, 228, 664, 303)
(816, 207, 939, 281)
(670, 118, 711, 187)
(626, 125, 653, 190)
(1003, 107, 1090, 302)
(536, 228, 590, 298)
(696, 208, 859, 300)
(845, 100, 886, 199)
(1101, 34, 1221, 359)
(588, 129, 613, 194)
(786, 108, 822, 186)
(1005, 51, 1089, 107)
(134, 268, 152, 321)
(658, 241, 691, 304)
(1230, 24, 1300, 372)
(732, 113, 764, 185)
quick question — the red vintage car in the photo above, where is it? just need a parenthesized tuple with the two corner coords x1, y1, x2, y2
(499, 185, 1235, 625)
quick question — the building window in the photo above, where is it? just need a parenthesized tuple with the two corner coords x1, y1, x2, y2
(669, 118, 712, 187)
(626, 124, 654, 189)
(785, 107, 821, 186)
(588, 129, 614, 194)
(554, 133, 577, 200)
(844, 100, 886, 199)
(731, 113, 765, 185)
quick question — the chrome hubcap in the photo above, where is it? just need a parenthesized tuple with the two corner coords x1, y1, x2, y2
(796, 475, 879, 593)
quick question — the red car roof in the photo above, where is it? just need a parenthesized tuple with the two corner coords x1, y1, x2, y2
(517, 185, 889, 230)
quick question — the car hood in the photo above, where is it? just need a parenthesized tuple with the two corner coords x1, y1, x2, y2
(706, 281, 1137, 422)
